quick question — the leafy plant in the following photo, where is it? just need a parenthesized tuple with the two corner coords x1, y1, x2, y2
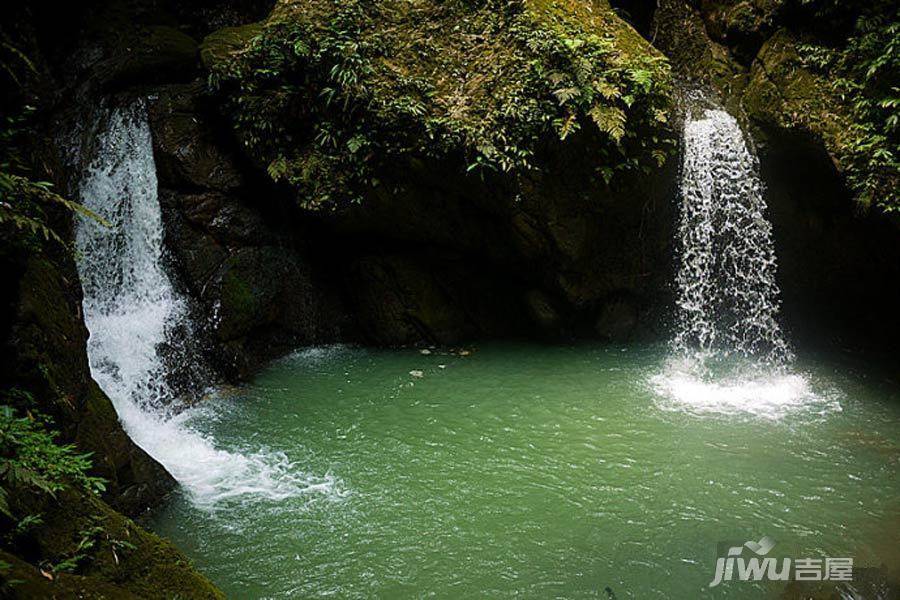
(45, 517, 136, 574)
(796, 0, 899, 211)
(0, 44, 107, 245)
(209, 0, 676, 208)
(0, 403, 106, 520)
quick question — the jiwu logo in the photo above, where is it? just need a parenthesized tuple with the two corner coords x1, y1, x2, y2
(709, 536, 852, 587)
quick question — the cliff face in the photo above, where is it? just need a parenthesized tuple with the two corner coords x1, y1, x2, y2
(0, 2, 247, 596)
(654, 0, 899, 212)
(0, 236, 176, 516)
(0, 227, 223, 597)
(163, 0, 679, 355)
(17, 0, 892, 369)
(8, 2, 898, 372)
(150, 0, 897, 360)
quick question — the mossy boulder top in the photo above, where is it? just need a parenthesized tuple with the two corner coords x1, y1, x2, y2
(208, 0, 675, 207)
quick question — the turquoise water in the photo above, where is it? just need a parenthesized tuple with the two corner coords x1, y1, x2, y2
(149, 344, 900, 598)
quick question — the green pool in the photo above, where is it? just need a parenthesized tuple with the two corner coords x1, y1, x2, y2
(148, 343, 900, 598)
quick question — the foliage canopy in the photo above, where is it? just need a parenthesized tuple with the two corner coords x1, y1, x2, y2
(209, 0, 675, 207)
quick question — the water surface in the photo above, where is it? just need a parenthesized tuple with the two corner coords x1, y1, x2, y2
(149, 344, 900, 598)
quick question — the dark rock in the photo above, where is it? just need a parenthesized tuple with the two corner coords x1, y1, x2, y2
(160, 190, 231, 290)
(201, 246, 344, 376)
(654, 0, 748, 110)
(524, 290, 562, 336)
(161, 188, 271, 247)
(100, 25, 200, 91)
(346, 255, 474, 345)
(2, 486, 222, 599)
(0, 240, 175, 516)
(698, 0, 781, 64)
(149, 83, 243, 191)
(758, 125, 900, 360)
(201, 22, 265, 71)
(595, 299, 639, 342)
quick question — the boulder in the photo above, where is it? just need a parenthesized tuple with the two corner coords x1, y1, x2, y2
(201, 22, 265, 71)
(149, 83, 243, 191)
(101, 25, 199, 90)
(594, 299, 639, 342)
(2, 486, 222, 599)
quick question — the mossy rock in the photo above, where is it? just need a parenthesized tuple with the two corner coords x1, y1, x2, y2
(209, 0, 675, 207)
(654, 0, 748, 107)
(200, 22, 265, 71)
(1, 550, 139, 599)
(204, 245, 345, 375)
(1, 246, 175, 515)
(741, 29, 851, 171)
(3, 487, 222, 599)
(75, 381, 176, 515)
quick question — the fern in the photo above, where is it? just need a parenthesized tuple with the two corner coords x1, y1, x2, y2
(0, 403, 107, 520)
(589, 104, 626, 142)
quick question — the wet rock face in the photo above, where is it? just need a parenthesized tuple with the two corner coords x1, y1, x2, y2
(149, 84, 349, 377)
(758, 129, 900, 358)
(149, 84, 243, 191)
(143, 66, 679, 352)
(0, 239, 175, 516)
(316, 132, 678, 345)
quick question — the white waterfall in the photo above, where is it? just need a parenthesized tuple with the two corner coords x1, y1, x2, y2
(673, 108, 792, 364)
(652, 108, 840, 419)
(76, 102, 335, 505)
(76, 103, 193, 411)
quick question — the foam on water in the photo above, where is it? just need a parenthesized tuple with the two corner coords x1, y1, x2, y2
(651, 356, 842, 420)
(657, 107, 840, 418)
(76, 101, 338, 506)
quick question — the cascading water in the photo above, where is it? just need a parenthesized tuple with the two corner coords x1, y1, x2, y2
(673, 109, 792, 364)
(652, 107, 840, 418)
(76, 101, 339, 505)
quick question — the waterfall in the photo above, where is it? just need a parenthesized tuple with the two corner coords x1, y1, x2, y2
(76, 102, 336, 505)
(76, 103, 201, 411)
(673, 108, 792, 364)
(651, 107, 840, 419)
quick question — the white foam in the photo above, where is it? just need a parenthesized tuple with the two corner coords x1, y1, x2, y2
(282, 344, 351, 367)
(651, 357, 842, 420)
(76, 102, 339, 506)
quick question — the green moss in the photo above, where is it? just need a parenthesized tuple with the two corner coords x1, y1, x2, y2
(0, 232, 175, 514)
(1, 550, 139, 598)
(220, 268, 258, 324)
(742, 18, 899, 211)
(12, 255, 88, 416)
(208, 0, 675, 207)
(725, 2, 759, 35)
(788, 1, 899, 211)
(654, 0, 748, 106)
(742, 29, 846, 137)
(4, 487, 222, 599)
(200, 22, 265, 71)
